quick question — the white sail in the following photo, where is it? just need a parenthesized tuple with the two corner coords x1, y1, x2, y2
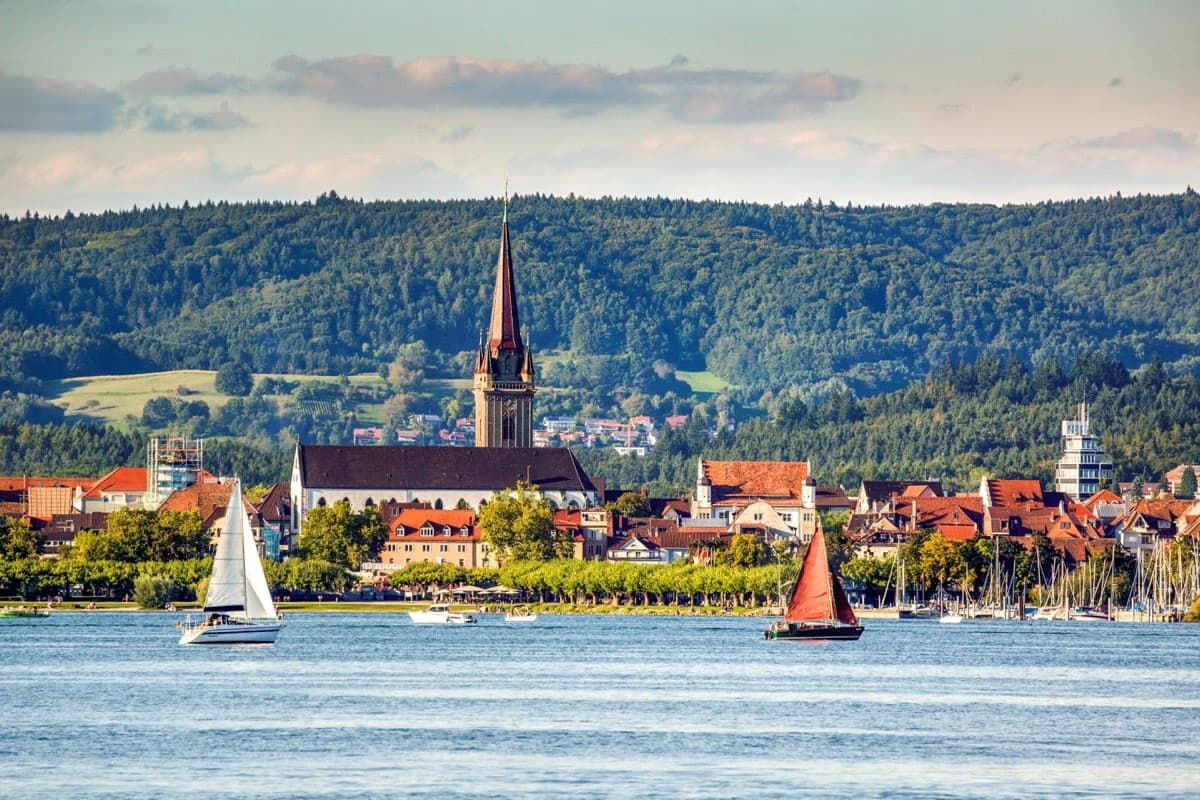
(202, 480, 277, 620)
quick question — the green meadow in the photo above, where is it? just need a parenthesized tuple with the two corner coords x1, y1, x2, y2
(675, 370, 732, 395)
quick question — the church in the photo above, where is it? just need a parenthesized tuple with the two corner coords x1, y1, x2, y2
(290, 201, 599, 535)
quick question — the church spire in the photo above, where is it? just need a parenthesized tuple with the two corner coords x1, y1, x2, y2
(473, 191, 535, 448)
(486, 191, 523, 352)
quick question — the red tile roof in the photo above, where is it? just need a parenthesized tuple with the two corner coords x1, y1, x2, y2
(389, 508, 477, 539)
(704, 460, 810, 502)
(82, 467, 147, 498)
(158, 482, 251, 519)
(985, 479, 1043, 508)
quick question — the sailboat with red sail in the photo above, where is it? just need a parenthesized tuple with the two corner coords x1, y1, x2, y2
(764, 527, 864, 641)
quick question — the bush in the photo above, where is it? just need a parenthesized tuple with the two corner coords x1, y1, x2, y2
(133, 574, 173, 609)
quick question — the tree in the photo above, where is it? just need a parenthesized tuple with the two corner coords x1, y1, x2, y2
(298, 501, 386, 569)
(0, 516, 39, 560)
(916, 534, 967, 590)
(1177, 466, 1197, 500)
(215, 362, 254, 396)
(478, 481, 570, 563)
(727, 533, 766, 569)
(133, 574, 173, 609)
(606, 491, 651, 518)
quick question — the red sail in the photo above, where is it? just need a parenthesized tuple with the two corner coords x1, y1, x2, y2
(784, 529, 860, 625)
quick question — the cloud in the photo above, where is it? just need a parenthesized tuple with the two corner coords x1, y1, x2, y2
(663, 72, 859, 123)
(273, 54, 642, 110)
(1005, 73, 1021, 85)
(1066, 126, 1196, 152)
(441, 126, 473, 143)
(270, 54, 859, 123)
(1108, 77, 1124, 88)
(141, 101, 251, 132)
(13, 147, 230, 192)
(126, 67, 252, 95)
(0, 71, 123, 132)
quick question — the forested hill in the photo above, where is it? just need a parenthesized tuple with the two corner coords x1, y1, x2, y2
(2, 190, 1199, 399)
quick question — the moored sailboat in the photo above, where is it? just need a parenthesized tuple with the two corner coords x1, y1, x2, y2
(178, 479, 282, 645)
(764, 528, 863, 641)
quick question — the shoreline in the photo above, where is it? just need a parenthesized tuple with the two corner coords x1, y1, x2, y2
(37, 601, 1193, 623)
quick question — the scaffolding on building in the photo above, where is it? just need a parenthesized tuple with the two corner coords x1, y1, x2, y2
(146, 435, 204, 510)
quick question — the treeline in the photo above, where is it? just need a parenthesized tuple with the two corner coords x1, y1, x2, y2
(580, 351, 1200, 495)
(3, 191, 1199, 407)
(0, 418, 289, 486)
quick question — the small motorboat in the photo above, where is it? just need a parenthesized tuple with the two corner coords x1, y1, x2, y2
(504, 606, 538, 623)
(409, 603, 476, 624)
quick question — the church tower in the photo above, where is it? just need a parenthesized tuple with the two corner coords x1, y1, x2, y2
(473, 196, 535, 447)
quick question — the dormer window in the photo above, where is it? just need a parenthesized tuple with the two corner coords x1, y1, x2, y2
(421, 524, 434, 537)
(460, 526, 471, 537)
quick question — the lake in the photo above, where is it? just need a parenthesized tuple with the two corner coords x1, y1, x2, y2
(2, 612, 1198, 799)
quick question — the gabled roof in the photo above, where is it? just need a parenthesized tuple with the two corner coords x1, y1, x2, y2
(984, 479, 1043, 508)
(389, 508, 477, 538)
(703, 460, 810, 502)
(256, 483, 291, 523)
(1124, 498, 1192, 528)
(610, 533, 658, 551)
(1083, 488, 1124, 507)
(82, 467, 147, 498)
(859, 480, 944, 504)
(159, 481, 255, 523)
(815, 486, 856, 510)
(650, 498, 691, 518)
(297, 444, 596, 493)
(0, 475, 85, 502)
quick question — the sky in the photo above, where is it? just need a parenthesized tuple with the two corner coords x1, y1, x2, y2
(1, 0, 1198, 215)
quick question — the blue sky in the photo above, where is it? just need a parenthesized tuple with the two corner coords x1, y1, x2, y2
(1, 0, 1197, 214)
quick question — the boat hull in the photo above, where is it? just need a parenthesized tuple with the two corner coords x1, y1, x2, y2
(504, 614, 538, 623)
(409, 611, 476, 624)
(764, 621, 864, 641)
(179, 619, 282, 645)
(0, 608, 50, 619)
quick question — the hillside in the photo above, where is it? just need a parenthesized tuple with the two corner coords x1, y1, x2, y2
(3, 191, 1199, 411)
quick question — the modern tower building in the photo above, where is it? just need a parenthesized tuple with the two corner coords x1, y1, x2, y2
(1054, 402, 1114, 501)
(473, 198, 535, 447)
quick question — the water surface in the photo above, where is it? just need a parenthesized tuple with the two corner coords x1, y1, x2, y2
(2, 612, 1197, 799)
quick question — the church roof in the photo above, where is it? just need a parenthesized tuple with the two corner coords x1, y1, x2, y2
(487, 209, 523, 353)
(297, 445, 597, 493)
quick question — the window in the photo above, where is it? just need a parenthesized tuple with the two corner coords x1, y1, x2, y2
(404, 544, 412, 552)
(422, 544, 431, 552)
(440, 544, 448, 552)
(421, 524, 434, 537)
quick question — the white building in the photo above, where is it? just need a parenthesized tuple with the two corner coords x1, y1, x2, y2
(1054, 402, 1114, 501)
(290, 444, 600, 535)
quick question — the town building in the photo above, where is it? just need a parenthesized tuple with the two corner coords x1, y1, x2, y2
(1054, 402, 1114, 501)
(290, 443, 600, 535)
(691, 458, 818, 540)
(377, 508, 481, 570)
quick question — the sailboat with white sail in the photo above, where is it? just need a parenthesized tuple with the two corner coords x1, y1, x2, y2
(178, 479, 283, 645)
